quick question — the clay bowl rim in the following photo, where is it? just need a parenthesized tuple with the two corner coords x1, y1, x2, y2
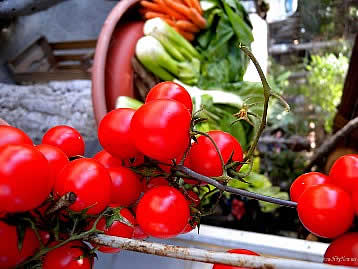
(91, 0, 141, 125)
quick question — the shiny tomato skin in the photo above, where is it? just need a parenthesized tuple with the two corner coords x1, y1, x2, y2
(290, 172, 332, 202)
(36, 144, 69, 192)
(0, 144, 51, 212)
(213, 249, 260, 269)
(42, 125, 85, 157)
(42, 240, 93, 269)
(188, 130, 244, 177)
(324, 233, 358, 266)
(93, 208, 135, 253)
(136, 186, 190, 238)
(54, 158, 111, 215)
(109, 167, 142, 206)
(0, 221, 40, 268)
(0, 125, 32, 147)
(133, 225, 149, 240)
(98, 108, 138, 159)
(329, 154, 358, 194)
(93, 150, 122, 168)
(145, 82, 193, 114)
(131, 99, 191, 161)
(297, 184, 354, 238)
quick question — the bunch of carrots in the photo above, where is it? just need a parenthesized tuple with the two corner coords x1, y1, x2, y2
(140, 0, 207, 41)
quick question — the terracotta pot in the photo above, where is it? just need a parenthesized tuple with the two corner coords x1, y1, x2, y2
(92, 0, 142, 125)
(0, 118, 9, 126)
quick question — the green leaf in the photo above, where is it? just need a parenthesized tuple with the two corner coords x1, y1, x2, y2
(105, 208, 134, 229)
(228, 178, 249, 189)
(221, 1, 254, 45)
(195, 0, 253, 88)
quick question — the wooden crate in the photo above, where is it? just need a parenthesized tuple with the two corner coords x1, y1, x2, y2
(7, 37, 96, 84)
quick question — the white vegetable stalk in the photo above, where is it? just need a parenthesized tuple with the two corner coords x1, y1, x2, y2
(174, 80, 244, 112)
(136, 19, 201, 85)
(144, 18, 200, 60)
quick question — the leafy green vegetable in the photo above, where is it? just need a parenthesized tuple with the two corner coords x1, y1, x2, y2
(176, 80, 265, 151)
(195, 0, 253, 88)
(228, 170, 289, 213)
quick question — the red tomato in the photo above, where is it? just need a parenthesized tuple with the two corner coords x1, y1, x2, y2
(131, 99, 191, 161)
(93, 150, 122, 168)
(36, 144, 69, 192)
(182, 191, 200, 234)
(136, 186, 190, 238)
(144, 177, 169, 192)
(212, 249, 260, 269)
(42, 240, 93, 269)
(329, 154, 358, 194)
(297, 184, 354, 238)
(324, 233, 358, 266)
(133, 225, 149, 240)
(0, 125, 32, 147)
(42, 125, 85, 157)
(290, 172, 332, 202)
(352, 191, 358, 215)
(231, 199, 246, 221)
(54, 158, 111, 215)
(145, 82, 193, 114)
(109, 167, 142, 206)
(98, 108, 138, 159)
(188, 130, 244, 177)
(39, 230, 50, 245)
(182, 218, 197, 234)
(158, 160, 172, 174)
(0, 144, 50, 212)
(0, 221, 40, 268)
(187, 190, 200, 207)
(92, 208, 135, 253)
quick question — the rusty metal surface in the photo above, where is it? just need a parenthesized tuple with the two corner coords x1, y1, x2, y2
(90, 234, 355, 269)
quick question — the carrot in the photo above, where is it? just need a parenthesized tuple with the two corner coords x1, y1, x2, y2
(144, 11, 169, 20)
(163, 18, 176, 27)
(140, 1, 162, 12)
(188, 7, 206, 29)
(176, 20, 200, 33)
(183, 0, 194, 8)
(175, 27, 195, 41)
(154, 0, 187, 20)
(163, 0, 192, 18)
(190, 0, 203, 15)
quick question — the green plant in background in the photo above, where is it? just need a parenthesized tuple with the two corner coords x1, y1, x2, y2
(228, 159, 289, 213)
(301, 53, 349, 132)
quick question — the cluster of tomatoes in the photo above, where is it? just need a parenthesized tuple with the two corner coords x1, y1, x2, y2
(0, 82, 247, 269)
(290, 154, 358, 266)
